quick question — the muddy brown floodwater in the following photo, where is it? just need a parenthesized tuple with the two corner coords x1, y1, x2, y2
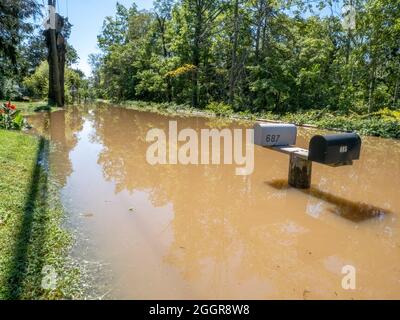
(28, 106, 400, 300)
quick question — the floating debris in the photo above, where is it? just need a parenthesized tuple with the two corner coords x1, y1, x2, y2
(303, 290, 311, 300)
(81, 213, 94, 218)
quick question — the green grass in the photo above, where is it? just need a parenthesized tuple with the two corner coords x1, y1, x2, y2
(0, 130, 80, 299)
(8, 101, 62, 116)
(116, 100, 400, 139)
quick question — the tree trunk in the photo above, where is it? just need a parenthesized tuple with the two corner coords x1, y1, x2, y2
(345, 29, 352, 65)
(393, 78, 399, 108)
(229, 0, 240, 105)
(48, 28, 62, 107)
(157, 16, 172, 102)
(57, 34, 66, 106)
(255, 20, 261, 61)
(46, 0, 64, 107)
(254, 0, 265, 63)
(192, 5, 202, 108)
(368, 65, 376, 113)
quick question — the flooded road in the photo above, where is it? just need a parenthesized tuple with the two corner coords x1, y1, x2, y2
(29, 106, 400, 299)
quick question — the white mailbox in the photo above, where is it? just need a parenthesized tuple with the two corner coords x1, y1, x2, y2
(254, 123, 297, 147)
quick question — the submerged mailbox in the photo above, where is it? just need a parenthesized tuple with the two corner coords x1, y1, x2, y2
(255, 121, 362, 188)
(254, 123, 297, 147)
(308, 133, 361, 166)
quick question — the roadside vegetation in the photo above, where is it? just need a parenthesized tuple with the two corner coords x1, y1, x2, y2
(113, 100, 400, 139)
(13, 101, 58, 115)
(0, 2, 85, 299)
(0, 129, 81, 299)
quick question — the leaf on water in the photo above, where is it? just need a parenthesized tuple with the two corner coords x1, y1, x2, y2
(81, 213, 94, 218)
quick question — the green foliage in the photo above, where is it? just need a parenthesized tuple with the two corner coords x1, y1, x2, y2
(255, 108, 400, 139)
(23, 61, 90, 104)
(206, 101, 234, 116)
(123, 100, 400, 139)
(64, 68, 89, 104)
(0, 1, 81, 102)
(0, 75, 24, 101)
(0, 0, 41, 66)
(23, 61, 49, 99)
(375, 108, 400, 121)
(89, 0, 399, 117)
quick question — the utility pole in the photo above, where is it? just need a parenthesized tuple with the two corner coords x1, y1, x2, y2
(45, 0, 64, 107)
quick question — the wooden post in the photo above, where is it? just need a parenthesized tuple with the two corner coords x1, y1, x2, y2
(46, 0, 64, 107)
(57, 32, 66, 106)
(288, 153, 312, 189)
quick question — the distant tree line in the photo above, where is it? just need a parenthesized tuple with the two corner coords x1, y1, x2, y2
(90, 0, 399, 114)
(1, 0, 398, 113)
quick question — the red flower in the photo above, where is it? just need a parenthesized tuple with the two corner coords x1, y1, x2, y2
(4, 101, 16, 110)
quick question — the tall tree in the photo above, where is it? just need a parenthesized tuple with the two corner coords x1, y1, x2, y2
(154, 0, 175, 101)
(0, 0, 41, 66)
(0, 0, 41, 99)
(91, 0, 399, 113)
(181, 0, 227, 107)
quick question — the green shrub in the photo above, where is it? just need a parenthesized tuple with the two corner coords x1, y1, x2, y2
(23, 61, 89, 104)
(206, 102, 234, 116)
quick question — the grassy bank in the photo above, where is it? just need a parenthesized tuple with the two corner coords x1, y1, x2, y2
(11, 101, 59, 115)
(1, 101, 61, 116)
(0, 130, 80, 299)
(259, 108, 400, 139)
(116, 100, 400, 139)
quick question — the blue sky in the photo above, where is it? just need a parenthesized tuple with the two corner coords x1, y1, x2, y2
(54, 0, 153, 76)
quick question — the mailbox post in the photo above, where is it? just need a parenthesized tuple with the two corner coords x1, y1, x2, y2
(288, 154, 312, 189)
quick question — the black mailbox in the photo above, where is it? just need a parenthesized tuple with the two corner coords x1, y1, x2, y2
(308, 133, 361, 166)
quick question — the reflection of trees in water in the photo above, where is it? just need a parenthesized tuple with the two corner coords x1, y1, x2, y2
(91, 107, 400, 290)
(296, 127, 400, 212)
(91, 107, 318, 285)
(29, 106, 400, 289)
(28, 108, 85, 188)
(24, 107, 400, 296)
